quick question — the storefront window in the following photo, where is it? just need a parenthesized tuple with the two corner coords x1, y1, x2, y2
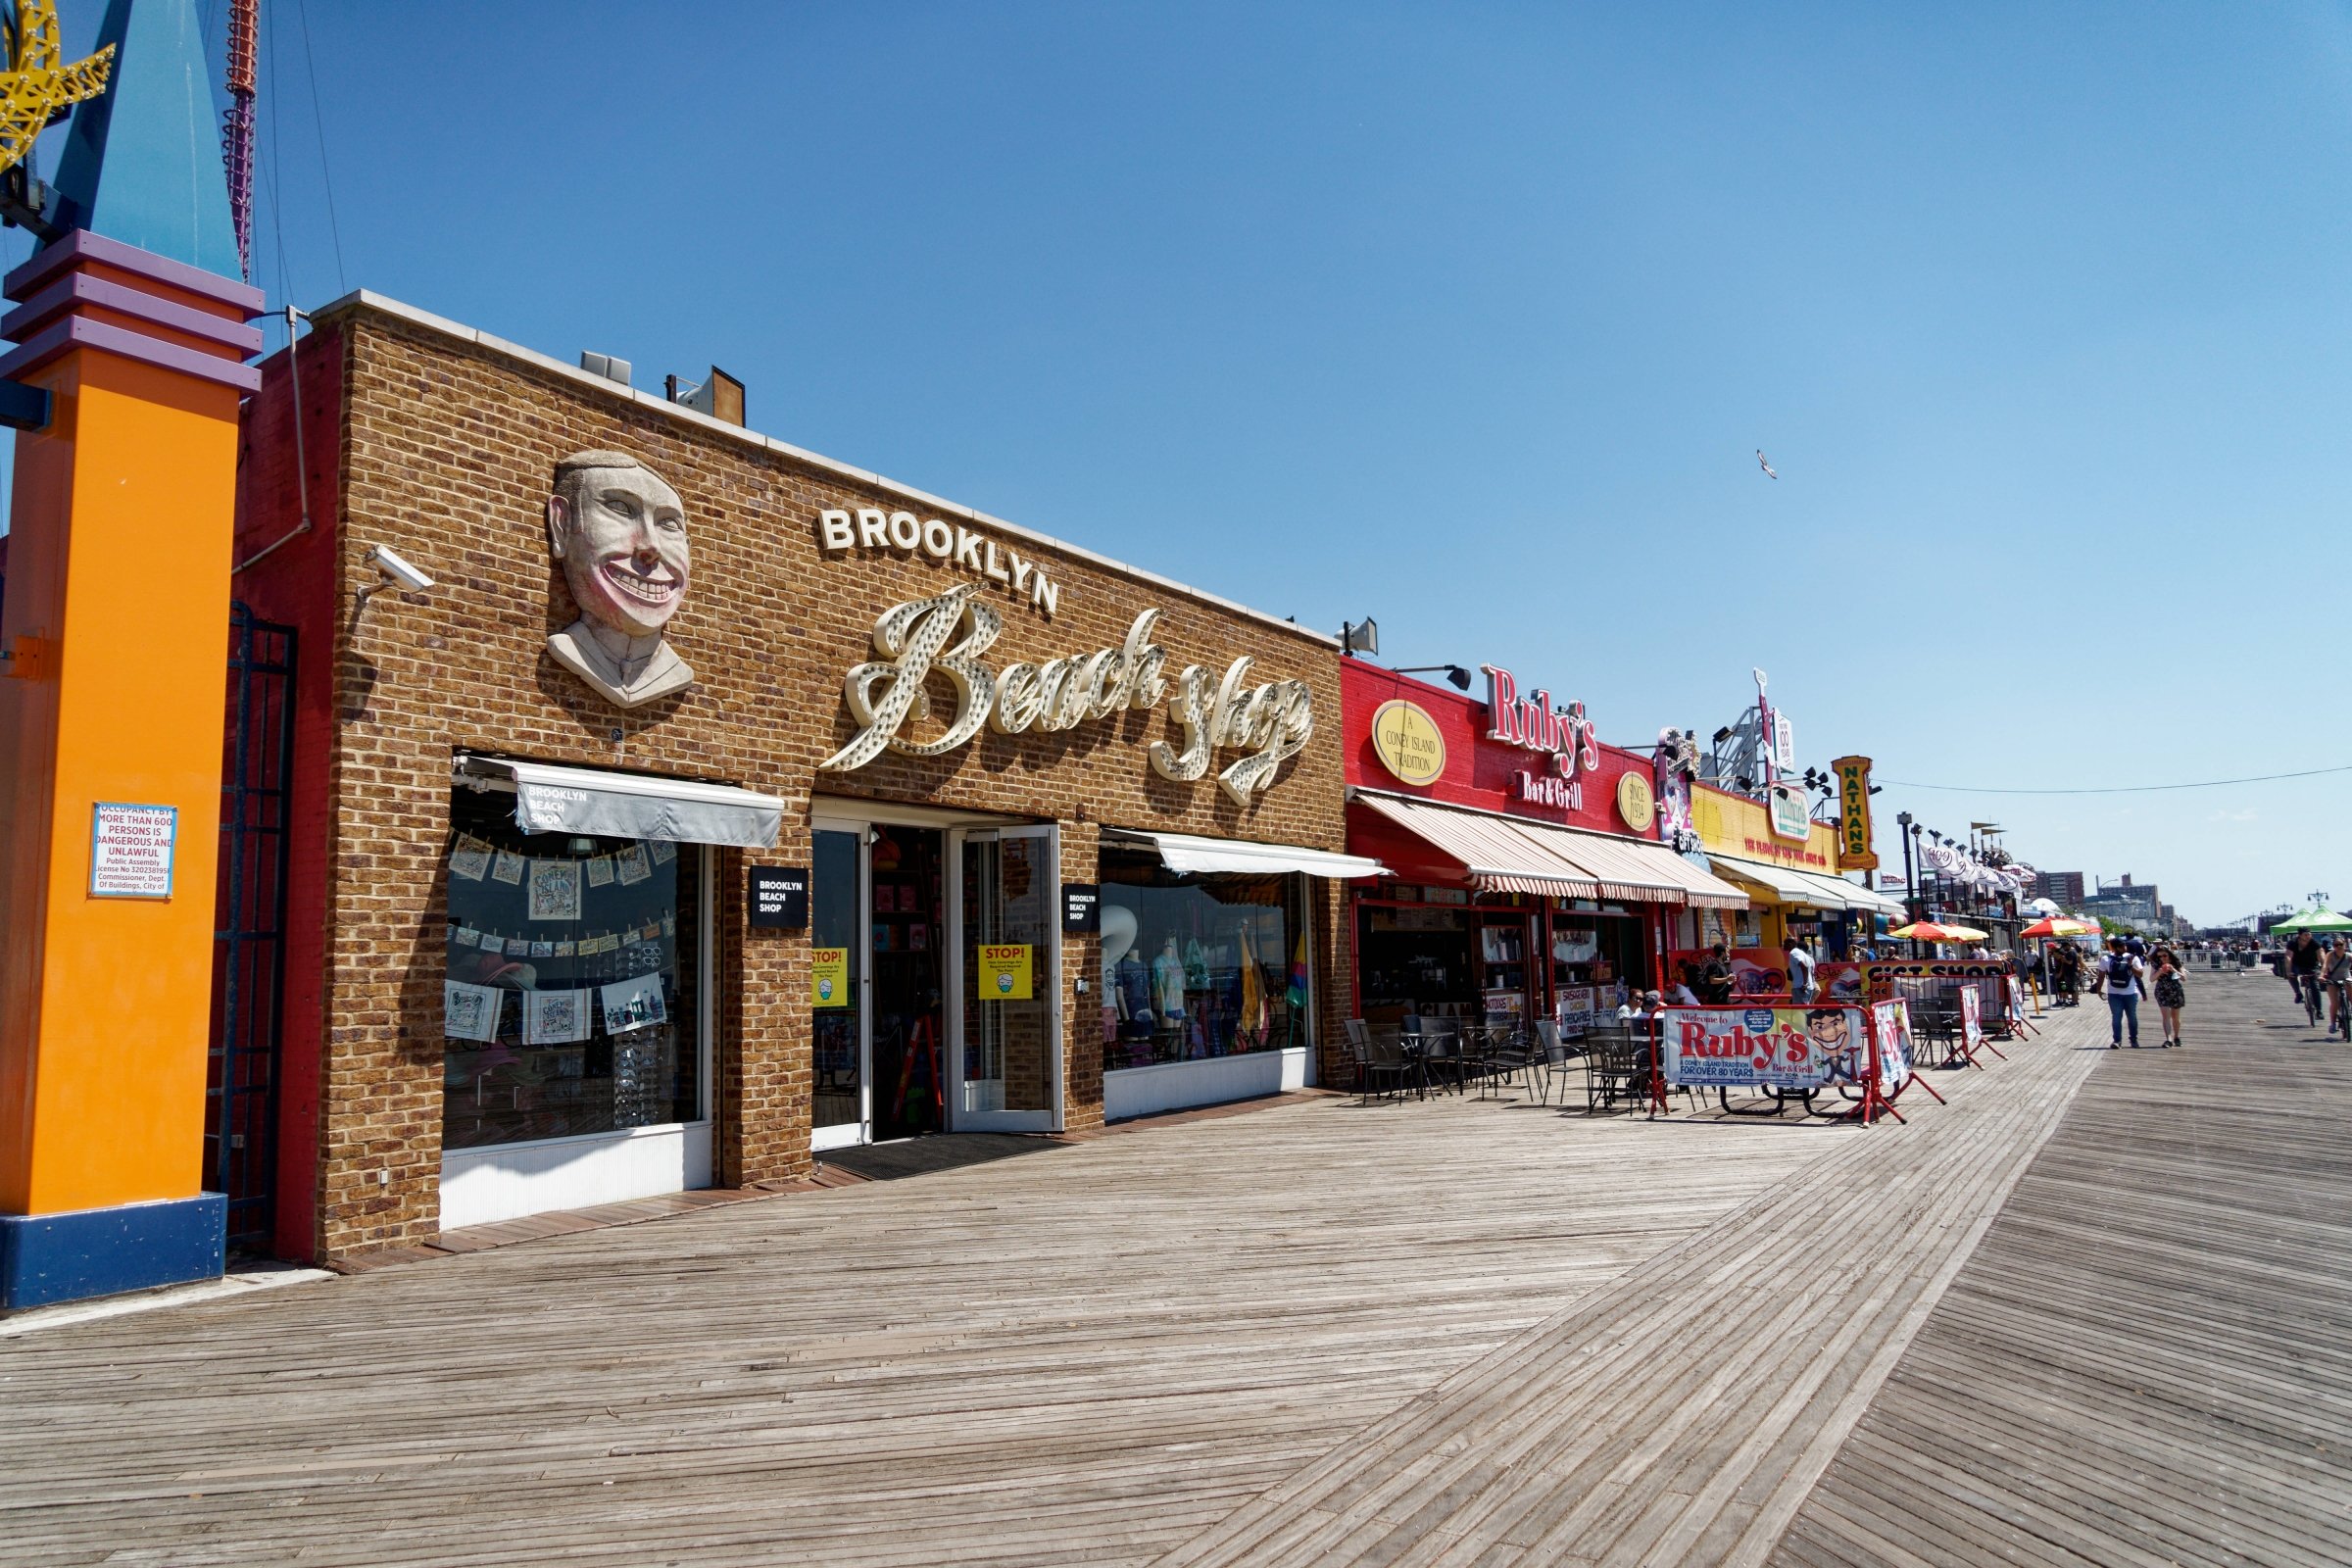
(441, 787, 705, 1151)
(1100, 849, 1309, 1075)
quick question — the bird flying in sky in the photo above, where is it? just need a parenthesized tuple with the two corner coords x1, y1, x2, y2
(1756, 450, 1779, 479)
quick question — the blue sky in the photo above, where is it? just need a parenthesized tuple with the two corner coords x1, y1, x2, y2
(20, 1, 2352, 924)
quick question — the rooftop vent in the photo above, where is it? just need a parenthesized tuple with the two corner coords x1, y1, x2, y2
(578, 351, 631, 387)
(666, 365, 745, 426)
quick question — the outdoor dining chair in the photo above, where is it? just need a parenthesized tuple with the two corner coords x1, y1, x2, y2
(1530, 1019, 1580, 1106)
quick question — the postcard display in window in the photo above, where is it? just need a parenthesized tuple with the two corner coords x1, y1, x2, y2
(441, 789, 703, 1150)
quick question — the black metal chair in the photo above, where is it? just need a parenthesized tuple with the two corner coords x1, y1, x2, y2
(1531, 1019, 1580, 1106)
(1346, 1019, 1411, 1102)
(1584, 1021, 1640, 1113)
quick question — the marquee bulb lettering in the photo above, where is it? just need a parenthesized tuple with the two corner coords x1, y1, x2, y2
(819, 584, 1313, 805)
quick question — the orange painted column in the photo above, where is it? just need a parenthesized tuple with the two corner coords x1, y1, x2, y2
(0, 232, 262, 1308)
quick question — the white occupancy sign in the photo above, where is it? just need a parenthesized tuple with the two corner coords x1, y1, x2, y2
(89, 803, 177, 899)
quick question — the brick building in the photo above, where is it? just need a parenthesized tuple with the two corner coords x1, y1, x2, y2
(231, 294, 1373, 1264)
(2033, 870, 2085, 906)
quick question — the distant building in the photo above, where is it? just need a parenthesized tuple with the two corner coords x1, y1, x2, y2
(2082, 875, 2162, 932)
(2034, 870, 2085, 906)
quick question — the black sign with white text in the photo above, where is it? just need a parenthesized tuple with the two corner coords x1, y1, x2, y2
(1061, 883, 1101, 933)
(750, 865, 808, 930)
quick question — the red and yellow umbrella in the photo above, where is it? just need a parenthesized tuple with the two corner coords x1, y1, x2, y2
(2019, 916, 2097, 938)
(1888, 920, 1989, 943)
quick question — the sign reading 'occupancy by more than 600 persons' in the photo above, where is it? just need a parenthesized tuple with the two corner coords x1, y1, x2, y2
(1661, 1004, 1869, 1091)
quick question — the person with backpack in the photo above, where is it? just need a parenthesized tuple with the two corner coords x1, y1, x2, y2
(2151, 945, 2187, 1049)
(2097, 938, 2145, 1049)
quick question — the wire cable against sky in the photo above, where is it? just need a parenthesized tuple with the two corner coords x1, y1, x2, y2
(293, 0, 345, 295)
(1883, 763, 2352, 796)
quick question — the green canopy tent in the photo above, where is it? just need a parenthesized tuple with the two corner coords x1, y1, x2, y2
(2274, 907, 2352, 934)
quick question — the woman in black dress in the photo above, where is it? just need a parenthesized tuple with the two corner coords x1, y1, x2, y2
(2151, 946, 2186, 1048)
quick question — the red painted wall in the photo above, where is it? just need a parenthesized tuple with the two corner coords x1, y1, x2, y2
(1340, 659, 1660, 842)
(228, 324, 343, 1262)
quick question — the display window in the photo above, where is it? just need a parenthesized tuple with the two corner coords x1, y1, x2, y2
(441, 786, 708, 1151)
(1100, 849, 1310, 1074)
(1547, 902, 1646, 1031)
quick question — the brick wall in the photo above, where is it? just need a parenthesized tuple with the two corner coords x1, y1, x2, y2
(266, 301, 1347, 1260)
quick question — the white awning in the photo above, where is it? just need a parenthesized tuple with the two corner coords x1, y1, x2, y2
(1818, 874, 1910, 919)
(1104, 827, 1388, 880)
(456, 756, 784, 850)
(1708, 854, 1848, 906)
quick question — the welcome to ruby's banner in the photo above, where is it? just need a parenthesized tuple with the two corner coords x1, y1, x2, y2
(1661, 1004, 1869, 1091)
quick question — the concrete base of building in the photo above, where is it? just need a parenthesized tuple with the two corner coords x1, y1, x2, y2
(0, 1193, 226, 1312)
(1104, 1046, 1313, 1123)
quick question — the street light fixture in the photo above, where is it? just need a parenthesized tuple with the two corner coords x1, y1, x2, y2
(1395, 664, 1474, 691)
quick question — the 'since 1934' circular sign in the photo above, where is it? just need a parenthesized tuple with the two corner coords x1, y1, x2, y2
(1370, 700, 1447, 787)
(1616, 771, 1655, 831)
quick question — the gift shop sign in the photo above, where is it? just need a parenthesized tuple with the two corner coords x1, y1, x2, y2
(1481, 664, 1597, 811)
(817, 584, 1314, 808)
(89, 803, 177, 899)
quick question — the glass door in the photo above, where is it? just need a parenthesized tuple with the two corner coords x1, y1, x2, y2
(810, 824, 867, 1151)
(952, 825, 1061, 1132)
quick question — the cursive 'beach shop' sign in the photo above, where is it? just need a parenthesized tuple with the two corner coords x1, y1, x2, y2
(815, 585, 1314, 806)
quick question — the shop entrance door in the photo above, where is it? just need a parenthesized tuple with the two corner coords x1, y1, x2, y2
(951, 825, 1061, 1133)
(809, 819, 949, 1149)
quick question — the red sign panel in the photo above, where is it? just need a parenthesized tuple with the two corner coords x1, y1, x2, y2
(1342, 661, 1658, 840)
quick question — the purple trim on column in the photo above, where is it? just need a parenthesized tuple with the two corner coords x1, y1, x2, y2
(2, 273, 265, 356)
(0, 315, 262, 393)
(4, 230, 266, 318)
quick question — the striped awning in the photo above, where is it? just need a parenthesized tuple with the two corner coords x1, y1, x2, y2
(1351, 793, 1600, 898)
(1350, 793, 1749, 909)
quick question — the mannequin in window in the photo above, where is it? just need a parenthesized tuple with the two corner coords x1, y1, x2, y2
(1152, 936, 1188, 1019)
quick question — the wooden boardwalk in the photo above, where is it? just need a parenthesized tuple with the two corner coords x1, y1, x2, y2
(1771, 969, 2352, 1568)
(4, 984, 2339, 1565)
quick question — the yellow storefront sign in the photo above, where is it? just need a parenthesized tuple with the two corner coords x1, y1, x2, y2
(1690, 783, 1842, 873)
(810, 947, 850, 1007)
(1833, 755, 1878, 871)
(976, 943, 1034, 1001)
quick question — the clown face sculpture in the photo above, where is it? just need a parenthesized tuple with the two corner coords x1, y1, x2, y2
(544, 450, 695, 709)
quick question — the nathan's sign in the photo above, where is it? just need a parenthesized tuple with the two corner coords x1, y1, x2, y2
(818, 508, 1062, 618)
(818, 584, 1313, 806)
(1481, 663, 1597, 810)
(1833, 755, 1877, 871)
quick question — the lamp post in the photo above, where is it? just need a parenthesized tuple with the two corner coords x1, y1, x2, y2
(1899, 814, 1924, 956)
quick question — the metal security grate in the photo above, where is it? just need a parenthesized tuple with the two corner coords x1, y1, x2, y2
(208, 603, 297, 1251)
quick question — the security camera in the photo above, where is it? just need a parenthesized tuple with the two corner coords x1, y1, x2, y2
(368, 544, 433, 594)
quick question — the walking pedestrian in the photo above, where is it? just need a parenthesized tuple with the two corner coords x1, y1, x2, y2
(1784, 936, 1816, 1003)
(1698, 944, 1735, 1005)
(2151, 945, 2186, 1048)
(2098, 938, 2145, 1048)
